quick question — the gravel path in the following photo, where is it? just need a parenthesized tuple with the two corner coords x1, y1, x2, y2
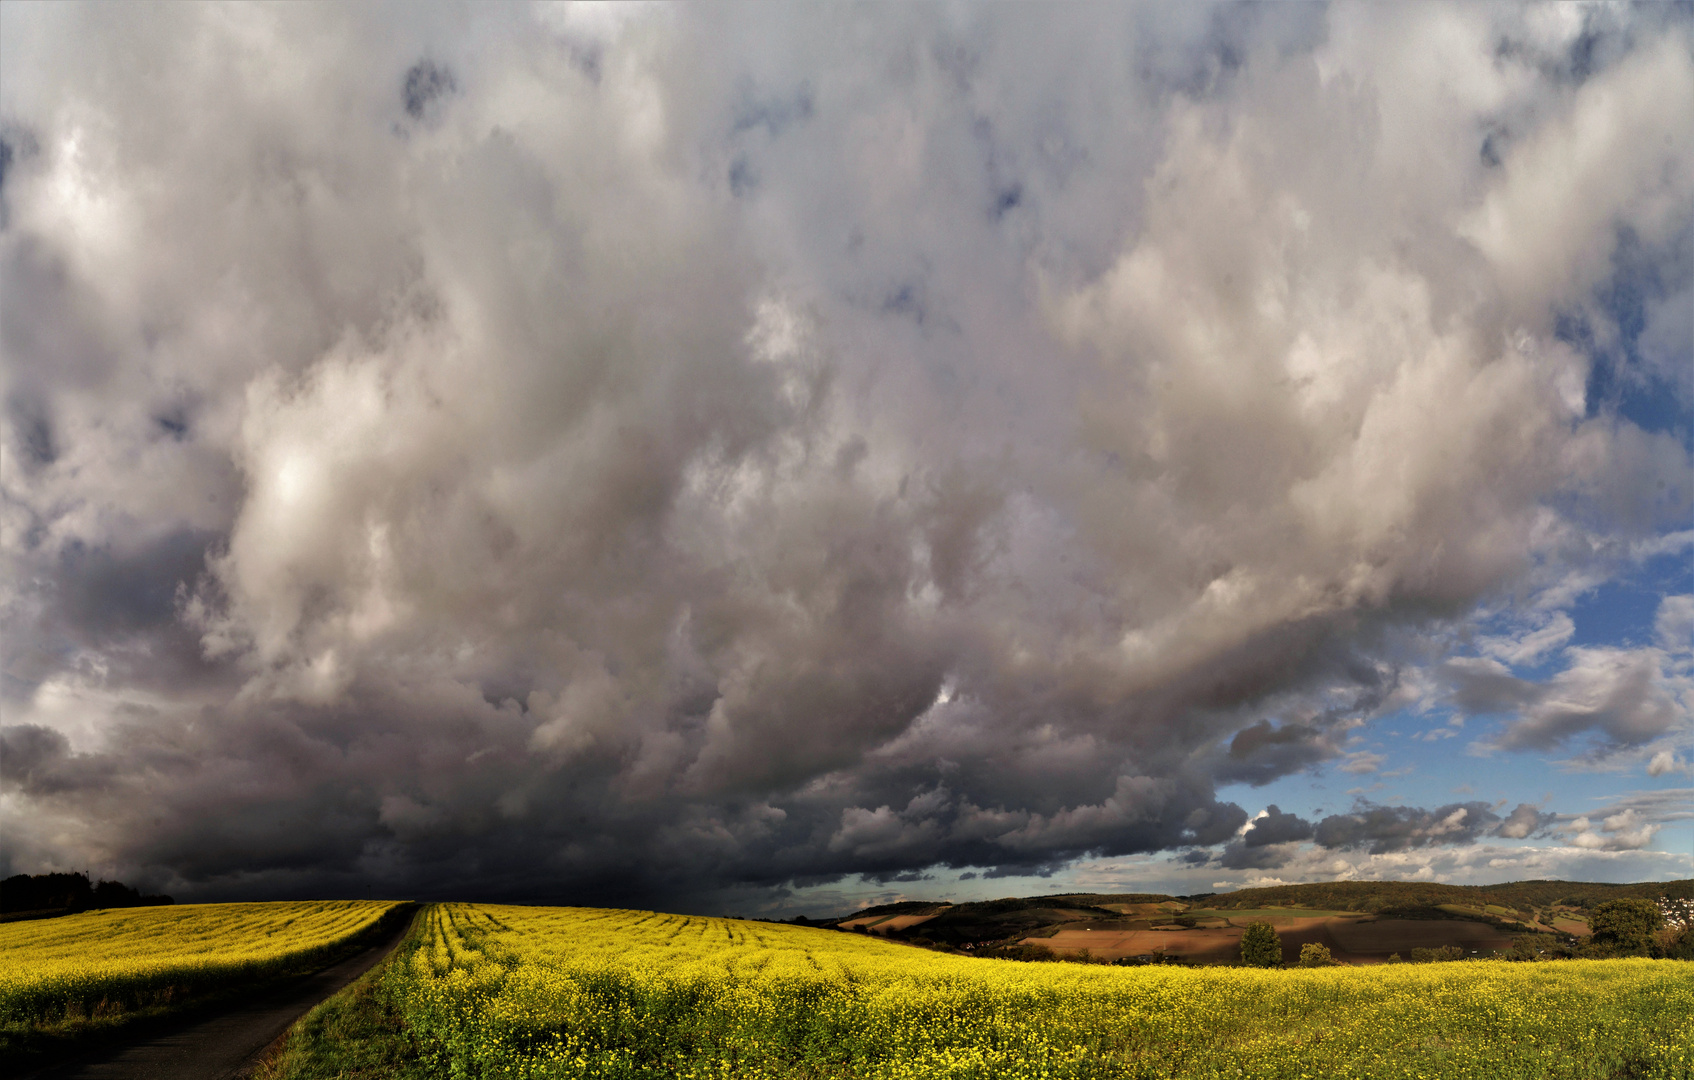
(19, 915, 412, 1080)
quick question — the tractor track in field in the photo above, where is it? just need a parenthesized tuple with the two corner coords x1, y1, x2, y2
(16, 914, 412, 1080)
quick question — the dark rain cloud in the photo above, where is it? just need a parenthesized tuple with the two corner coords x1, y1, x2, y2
(1312, 802, 1503, 855)
(1217, 840, 1298, 871)
(1214, 721, 1339, 787)
(0, 724, 71, 793)
(1242, 805, 1315, 848)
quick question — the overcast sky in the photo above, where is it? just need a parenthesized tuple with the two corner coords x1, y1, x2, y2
(1, 1, 1690, 916)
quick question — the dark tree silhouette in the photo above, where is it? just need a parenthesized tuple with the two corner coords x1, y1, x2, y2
(1, 872, 172, 917)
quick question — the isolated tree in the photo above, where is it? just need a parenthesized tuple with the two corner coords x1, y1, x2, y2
(1240, 921, 1281, 967)
(1589, 899, 1665, 957)
(1298, 942, 1338, 967)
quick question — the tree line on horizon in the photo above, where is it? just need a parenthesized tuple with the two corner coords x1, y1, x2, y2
(0, 872, 174, 921)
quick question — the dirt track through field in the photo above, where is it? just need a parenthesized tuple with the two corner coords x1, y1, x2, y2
(17, 915, 412, 1080)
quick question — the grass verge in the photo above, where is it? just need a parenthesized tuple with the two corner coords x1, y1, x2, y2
(253, 908, 431, 1080)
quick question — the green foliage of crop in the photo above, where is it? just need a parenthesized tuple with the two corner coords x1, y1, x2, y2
(368, 903, 1694, 1080)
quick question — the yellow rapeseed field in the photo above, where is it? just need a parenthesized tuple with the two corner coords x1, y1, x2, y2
(0, 899, 405, 1038)
(388, 903, 1694, 1080)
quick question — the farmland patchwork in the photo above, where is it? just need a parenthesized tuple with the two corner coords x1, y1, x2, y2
(383, 904, 1694, 1079)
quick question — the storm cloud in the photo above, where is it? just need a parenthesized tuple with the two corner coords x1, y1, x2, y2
(1217, 799, 1524, 870)
(2, 3, 1690, 908)
(1313, 802, 1503, 855)
(1242, 806, 1316, 848)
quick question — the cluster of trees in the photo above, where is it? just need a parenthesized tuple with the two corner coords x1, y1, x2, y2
(1505, 899, 1694, 960)
(974, 942, 1062, 962)
(0, 872, 173, 919)
(1400, 946, 1465, 963)
(1110, 949, 1188, 967)
(1241, 923, 1346, 967)
(1489, 899, 1693, 961)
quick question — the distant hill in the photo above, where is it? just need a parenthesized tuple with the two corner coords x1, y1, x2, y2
(823, 879, 1694, 950)
(837, 900, 951, 921)
(826, 893, 1184, 949)
(1044, 893, 1181, 908)
(1200, 879, 1694, 916)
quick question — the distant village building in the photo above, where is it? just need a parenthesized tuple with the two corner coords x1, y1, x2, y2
(1657, 896, 1692, 930)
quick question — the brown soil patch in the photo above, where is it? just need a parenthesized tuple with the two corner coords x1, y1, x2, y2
(1221, 914, 1342, 930)
(1328, 918, 1520, 958)
(1246, 916, 1372, 964)
(1550, 918, 1590, 936)
(1049, 907, 1117, 920)
(1045, 918, 1154, 932)
(1031, 927, 1244, 963)
(1034, 914, 1531, 965)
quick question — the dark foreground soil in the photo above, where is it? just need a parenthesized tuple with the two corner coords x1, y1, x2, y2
(15, 916, 413, 1080)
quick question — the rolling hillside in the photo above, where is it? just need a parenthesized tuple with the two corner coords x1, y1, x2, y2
(819, 879, 1694, 963)
(1192, 878, 1693, 915)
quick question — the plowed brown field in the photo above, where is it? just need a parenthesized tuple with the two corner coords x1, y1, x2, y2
(1030, 926, 1245, 962)
(1327, 918, 1520, 958)
(1030, 914, 1532, 964)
